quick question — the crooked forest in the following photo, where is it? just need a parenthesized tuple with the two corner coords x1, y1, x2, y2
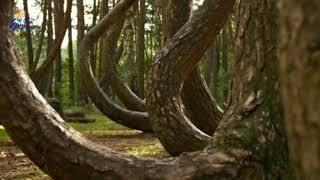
(0, 0, 319, 179)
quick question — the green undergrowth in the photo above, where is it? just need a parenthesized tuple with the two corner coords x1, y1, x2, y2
(0, 125, 9, 141)
(127, 143, 168, 157)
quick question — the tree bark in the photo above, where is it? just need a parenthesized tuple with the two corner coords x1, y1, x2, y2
(30, 0, 47, 75)
(164, 0, 222, 136)
(98, 18, 146, 112)
(53, 0, 64, 98)
(78, 0, 152, 132)
(46, 0, 54, 97)
(23, 0, 34, 74)
(0, 0, 291, 179)
(68, 15, 75, 102)
(279, 0, 320, 179)
(146, 0, 232, 155)
(76, 0, 89, 104)
(31, 0, 72, 87)
(136, 0, 146, 99)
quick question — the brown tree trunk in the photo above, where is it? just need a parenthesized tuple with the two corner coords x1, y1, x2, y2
(23, 0, 34, 74)
(31, 0, 72, 87)
(53, 0, 64, 98)
(136, 0, 146, 99)
(146, 0, 226, 155)
(279, 1, 320, 179)
(78, 0, 152, 132)
(68, 16, 75, 102)
(30, 0, 47, 75)
(76, 0, 89, 104)
(164, 0, 222, 136)
(98, 16, 146, 112)
(46, 0, 54, 97)
(0, 0, 291, 179)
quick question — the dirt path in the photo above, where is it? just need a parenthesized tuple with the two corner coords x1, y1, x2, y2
(0, 131, 168, 179)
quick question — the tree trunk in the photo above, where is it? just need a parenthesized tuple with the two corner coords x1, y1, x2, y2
(31, 0, 72, 87)
(23, 0, 34, 74)
(165, 0, 222, 136)
(123, 16, 138, 94)
(78, 0, 152, 132)
(30, 0, 47, 75)
(53, 0, 64, 98)
(76, 0, 89, 104)
(146, 0, 226, 155)
(279, 0, 320, 179)
(68, 15, 75, 102)
(136, 0, 146, 99)
(0, 0, 291, 179)
(98, 16, 146, 112)
(46, 0, 54, 97)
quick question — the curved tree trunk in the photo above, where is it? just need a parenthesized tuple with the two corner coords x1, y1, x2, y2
(279, 1, 320, 179)
(78, 0, 152, 132)
(0, 0, 291, 179)
(98, 14, 146, 112)
(30, 0, 47, 74)
(146, 0, 234, 155)
(164, 0, 222, 136)
(31, 0, 72, 85)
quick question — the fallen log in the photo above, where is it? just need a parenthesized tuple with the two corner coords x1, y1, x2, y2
(64, 117, 96, 123)
(64, 111, 85, 118)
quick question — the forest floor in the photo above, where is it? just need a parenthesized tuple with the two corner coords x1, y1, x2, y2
(0, 107, 168, 179)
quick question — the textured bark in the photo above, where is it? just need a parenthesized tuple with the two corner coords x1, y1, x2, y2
(53, 0, 64, 98)
(0, 0, 291, 179)
(31, 0, 72, 86)
(98, 16, 146, 112)
(89, 0, 98, 76)
(279, 1, 320, 179)
(68, 17, 75, 102)
(164, 0, 222, 136)
(99, 0, 110, 93)
(78, 0, 152, 132)
(23, 0, 34, 74)
(123, 16, 138, 93)
(30, 0, 47, 74)
(136, 0, 146, 98)
(76, 0, 89, 104)
(46, 0, 54, 97)
(146, 0, 233, 155)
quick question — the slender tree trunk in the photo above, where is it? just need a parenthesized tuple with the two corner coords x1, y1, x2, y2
(31, 0, 72, 88)
(78, 0, 152, 131)
(279, 0, 320, 179)
(123, 16, 137, 94)
(30, 0, 47, 75)
(98, 15, 146, 112)
(46, 0, 54, 97)
(53, 0, 64, 98)
(136, 0, 145, 98)
(36, 0, 52, 95)
(68, 15, 75, 102)
(23, 0, 34, 74)
(76, 0, 89, 104)
(204, 43, 218, 91)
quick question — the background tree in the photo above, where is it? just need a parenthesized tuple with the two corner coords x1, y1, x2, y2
(279, 0, 320, 179)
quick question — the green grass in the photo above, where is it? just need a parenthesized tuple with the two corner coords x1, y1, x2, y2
(68, 113, 127, 133)
(0, 126, 9, 141)
(0, 107, 129, 141)
(127, 143, 167, 157)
